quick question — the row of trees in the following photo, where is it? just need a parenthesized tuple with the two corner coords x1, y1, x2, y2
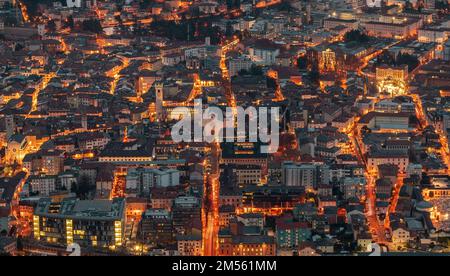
(376, 51, 419, 72)
(23, 0, 66, 17)
(226, 0, 241, 10)
(344, 30, 370, 44)
(70, 175, 91, 200)
(237, 64, 263, 76)
(436, 0, 450, 10)
(46, 17, 101, 34)
(82, 18, 103, 34)
(149, 20, 223, 44)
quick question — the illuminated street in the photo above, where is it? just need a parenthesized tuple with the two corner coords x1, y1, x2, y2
(202, 142, 221, 256)
(1, 0, 450, 259)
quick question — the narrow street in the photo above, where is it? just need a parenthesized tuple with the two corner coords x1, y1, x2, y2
(17, 0, 29, 23)
(348, 128, 387, 244)
(202, 40, 238, 255)
(202, 142, 221, 256)
(30, 72, 56, 114)
(108, 57, 130, 95)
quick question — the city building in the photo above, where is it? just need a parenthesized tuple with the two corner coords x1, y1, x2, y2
(340, 177, 366, 200)
(5, 134, 28, 165)
(218, 234, 277, 256)
(367, 150, 410, 173)
(376, 65, 409, 82)
(363, 18, 421, 39)
(28, 175, 57, 196)
(228, 56, 254, 77)
(126, 167, 180, 194)
(177, 234, 202, 256)
(172, 196, 201, 235)
(282, 162, 317, 190)
(139, 209, 174, 247)
(0, 237, 16, 256)
(276, 219, 312, 248)
(358, 112, 411, 131)
(33, 198, 126, 248)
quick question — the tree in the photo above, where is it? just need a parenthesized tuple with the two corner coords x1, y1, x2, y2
(234, 0, 241, 9)
(267, 76, 277, 89)
(22, 0, 41, 17)
(375, 51, 419, 72)
(116, 3, 123, 12)
(76, 176, 91, 199)
(82, 19, 103, 34)
(396, 53, 419, 72)
(278, 1, 293, 11)
(115, 15, 122, 26)
(404, 0, 414, 11)
(297, 55, 308, 70)
(436, 0, 450, 10)
(344, 30, 370, 43)
(22, 0, 67, 18)
(226, 0, 234, 9)
(417, 3, 424, 12)
(242, 29, 251, 39)
(46, 20, 57, 33)
(421, 173, 431, 185)
(238, 69, 249, 76)
(17, 236, 24, 251)
(70, 182, 77, 193)
(14, 43, 24, 52)
(196, 23, 222, 44)
(133, 21, 144, 36)
(376, 51, 395, 65)
(308, 70, 320, 85)
(150, 20, 188, 40)
(249, 64, 263, 76)
(64, 16, 75, 30)
(225, 22, 234, 38)
(191, 6, 200, 18)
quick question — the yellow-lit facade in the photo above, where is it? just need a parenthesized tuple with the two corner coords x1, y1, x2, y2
(33, 215, 40, 239)
(33, 198, 126, 249)
(66, 219, 73, 245)
(114, 221, 122, 247)
(376, 66, 408, 82)
(376, 66, 408, 97)
(319, 49, 337, 73)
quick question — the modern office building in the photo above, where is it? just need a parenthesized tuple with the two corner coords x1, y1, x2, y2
(33, 197, 126, 249)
